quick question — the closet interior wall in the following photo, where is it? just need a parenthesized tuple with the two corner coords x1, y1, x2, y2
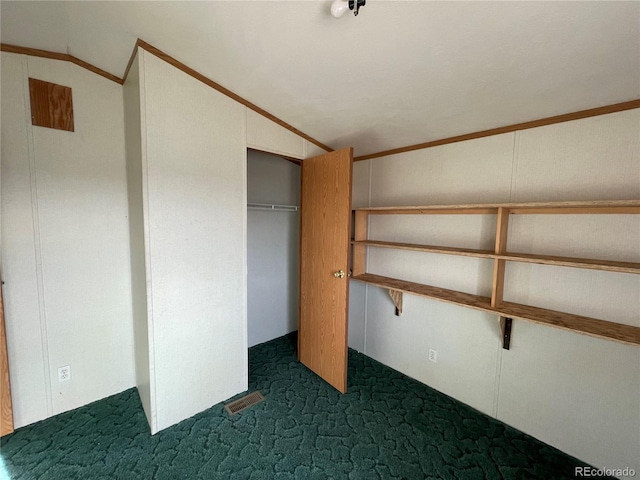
(247, 151, 301, 347)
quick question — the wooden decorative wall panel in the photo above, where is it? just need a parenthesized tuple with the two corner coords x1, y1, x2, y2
(29, 78, 74, 132)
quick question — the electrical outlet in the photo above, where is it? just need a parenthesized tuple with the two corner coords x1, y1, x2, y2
(58, 365, 71, 382)
(428, 349, 437, 363)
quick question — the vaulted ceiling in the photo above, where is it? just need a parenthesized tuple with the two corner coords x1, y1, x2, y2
(2, 1, 639, 156)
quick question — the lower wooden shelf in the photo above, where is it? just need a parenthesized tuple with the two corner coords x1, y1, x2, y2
(352, 273, 493, 311)
(352, 273, 640, 346)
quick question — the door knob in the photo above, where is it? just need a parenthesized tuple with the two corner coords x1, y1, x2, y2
(333, 270, 345, 278)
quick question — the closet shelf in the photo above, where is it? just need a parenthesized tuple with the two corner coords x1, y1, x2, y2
(352, 274, 640, 346)
(352, 240, 640, 274)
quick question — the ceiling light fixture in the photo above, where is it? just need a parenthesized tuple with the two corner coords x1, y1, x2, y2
(331, 0, 366, 18)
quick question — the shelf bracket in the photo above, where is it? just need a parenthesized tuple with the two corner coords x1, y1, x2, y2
(501, 317, 513, 350)
(388, 289, 403, 316)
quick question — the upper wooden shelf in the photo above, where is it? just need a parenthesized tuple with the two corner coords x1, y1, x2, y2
(352, 273, 640, 346)
(354, 199, 640, 215)
(352, 240, 640, 274)
(351, 240, 495, 259)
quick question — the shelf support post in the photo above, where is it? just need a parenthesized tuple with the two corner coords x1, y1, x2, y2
(388, 289, 403, 316)
(491, 207, 510, 307)
(352, 211, 368, 276)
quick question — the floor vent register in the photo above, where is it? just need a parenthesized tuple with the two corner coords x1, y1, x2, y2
(224, 391, 265, 415)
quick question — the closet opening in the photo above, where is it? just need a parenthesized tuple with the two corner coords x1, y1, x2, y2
(247, 149, 301, 348)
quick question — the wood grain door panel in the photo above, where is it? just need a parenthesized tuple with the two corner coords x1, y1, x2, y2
(298, 147, 353, 393)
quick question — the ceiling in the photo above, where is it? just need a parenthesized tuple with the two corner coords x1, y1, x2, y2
(2, 1, 639, 157)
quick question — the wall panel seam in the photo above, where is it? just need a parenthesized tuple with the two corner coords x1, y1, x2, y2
(367, 160, 373, 209)
(493, 340, 505, 419)
(494, 130, 520, 417)
(492, 339, 503, 418)
(363, 285, 369, 354)
(509, 132, 519, 202)
(22, 55, 53, 417)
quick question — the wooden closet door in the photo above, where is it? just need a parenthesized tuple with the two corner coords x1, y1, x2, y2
(298, 147, 353, 393)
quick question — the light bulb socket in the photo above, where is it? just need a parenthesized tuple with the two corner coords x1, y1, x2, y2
(349, 0, 366, 16)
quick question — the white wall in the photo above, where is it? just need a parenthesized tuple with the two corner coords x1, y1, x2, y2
(350, 109, 640, 475)
(305, 141, 329, 159)
(247, 151, 300, 347)
(247, 110, 305, 160)
(0, 52, 135, 428)
(123, 53, 155, 428)
(246, 108, 331, 161)
(0, 45, 328, 434)
(134, 50, 248, 433)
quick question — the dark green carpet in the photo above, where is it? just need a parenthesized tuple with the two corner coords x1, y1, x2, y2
(1, 333, 600, 479)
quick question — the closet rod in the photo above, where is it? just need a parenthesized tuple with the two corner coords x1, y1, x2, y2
(247, 203, 299, 212)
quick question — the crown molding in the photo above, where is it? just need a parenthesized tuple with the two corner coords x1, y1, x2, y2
(354, 99, 640, 161)
(1, 43, 123, 84)
(2, 40, 333, 153)
(5, 42, 636, 160)
(127, 39, 333, 153)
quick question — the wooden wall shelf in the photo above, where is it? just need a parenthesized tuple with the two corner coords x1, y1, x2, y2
(495, 252, 640, 275)
(359, 199, 640, 214)
(351, 240, 496, 259)
(351, 241, 640, 275)
(351, 200, 640, 347)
